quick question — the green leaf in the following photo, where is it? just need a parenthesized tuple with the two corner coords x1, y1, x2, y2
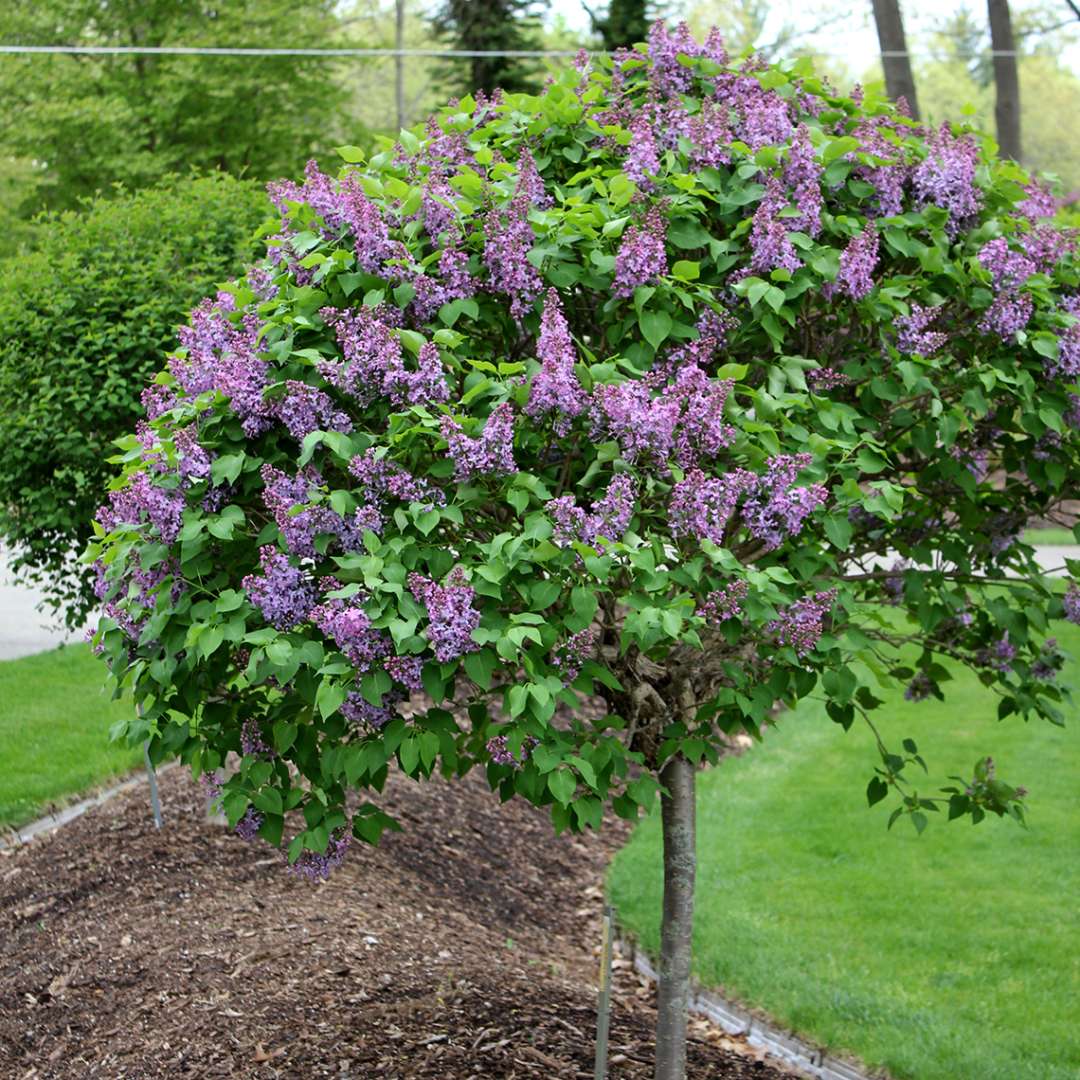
(316, 680, 347, 720)
(671, 260, 700, 281)
(867, 776, 889, 807)
(548, 767, 577, 805)
(639, 309, 673, 350)
(856, 448, 888, 474)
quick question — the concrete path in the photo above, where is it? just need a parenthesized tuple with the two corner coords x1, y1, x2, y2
(0, 548, 83, 661)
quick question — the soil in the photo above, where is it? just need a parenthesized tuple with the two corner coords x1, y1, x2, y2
(0, 765, 800, 1079)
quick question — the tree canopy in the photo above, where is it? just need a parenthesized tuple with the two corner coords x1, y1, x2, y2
(0, 0, 349, 213)
(88, 21, 1080, 1077)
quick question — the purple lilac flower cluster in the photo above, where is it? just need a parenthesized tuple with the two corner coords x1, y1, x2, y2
(174, 427, 212, 483)
(261, 464, 376, 557)
(240, 718, 272, 757)
(486, 734, 539, 768)
(613, 207, 668, 298)
(806, 367, 850, 391)
(746, 178, 801, 277)
(1064, 584, 1080, 624)
(97, 472, 186, 546)
(407, 569, 481, 662)
(483, 164, 543, 320)
(341, 689, 401, 729)
(242, 546, 318, 630)
(554, 627, 599, 684)
(783, 126, 823, 237)
(547, 474, 636, 549)
(525, 289, 587, 435)
(173, 293, 273, 436)
(740, 454, 829, 550)
(276, 380, 352, 442)
(321, 305, 449, 409)
(287, 827, 351, 882)
(896, 304, 948, 356)
(977, 238, 1035, 342)
(767, 589, 838, 657)
(904, 671, 936, 702)
(348, 450, 443, 511)
(835, 225, 879, 300)
(646, 21, 727, 97)
(697, 580, 749, 624)
(234, 808, 264, 842)
(310, 598, 391, 673)
(92, 557, 183, 642)
(669, 468, 751, 545)
(441, 402, 516, 480)
(591, 370, 735, 469)
(268, 160, 396, 274)
(978, 633, 1016, 672)
(1045, 295, 1080, 381)
(912, 125, 981, 229)
(1032, 638, 1061, 682)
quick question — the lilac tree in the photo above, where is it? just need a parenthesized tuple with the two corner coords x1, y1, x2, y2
(90, 23, 1080, 1079)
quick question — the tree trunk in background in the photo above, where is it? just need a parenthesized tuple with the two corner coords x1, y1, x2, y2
(987, 0, 1022, 160)
(395, 0, 406, 131)
(870, 0, 920, 119)
(654, 755, 696, 1080)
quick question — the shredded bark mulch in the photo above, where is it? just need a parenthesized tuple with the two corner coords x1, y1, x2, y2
(0, 765, 799, 1079)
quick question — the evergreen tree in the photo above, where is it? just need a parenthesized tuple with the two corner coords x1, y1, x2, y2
(587, 0, 654, 51)
(431, 0, 550, 97)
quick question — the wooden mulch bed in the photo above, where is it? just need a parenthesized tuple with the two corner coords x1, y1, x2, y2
(0, 764, 798, 1078)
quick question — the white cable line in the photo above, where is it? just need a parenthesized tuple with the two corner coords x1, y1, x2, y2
(0, 45, 582, 57)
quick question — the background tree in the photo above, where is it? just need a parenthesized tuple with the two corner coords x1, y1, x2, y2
(586, 0, 655, 50)
(88, 23, 1079, 1080)
(0, 174, 269, 626)
(988, 0, 1022, 159)
(871, 0, 921, 116)
(431, 0, 550, 98)
(0, 0, 349, 216)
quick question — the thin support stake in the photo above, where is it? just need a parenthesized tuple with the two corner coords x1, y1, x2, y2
(594, 904, 614, 1080)
(144, 741, 163, 829)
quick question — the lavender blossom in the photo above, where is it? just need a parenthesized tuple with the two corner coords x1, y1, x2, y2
(525, 289, 587, 435)
(697, 580, 750, 624)
(613, 207, 667, 298)
(288, 828, 351, 882)
(242, 546, 318, 630)
(767, 589, 838, 657)
(235, 808, 264, 842)
(407, 568, 481, 662)
(835, 225, 879, 300)
(896, 304, 948, 356)
(441, 402, 516, 480)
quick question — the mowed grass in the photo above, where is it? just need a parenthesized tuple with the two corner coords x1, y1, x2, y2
(610, 623, 1080, 1080)
(0, 644, 140, 828)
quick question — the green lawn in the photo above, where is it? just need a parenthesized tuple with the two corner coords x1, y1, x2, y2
(1023, 526, 1077, 545)
(610, 624, 1080, 1080)
(0, 644, 140, 828)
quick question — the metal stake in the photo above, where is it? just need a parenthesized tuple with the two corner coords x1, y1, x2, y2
(594, 904, 614, 1080)
(144, 740, 163, 829)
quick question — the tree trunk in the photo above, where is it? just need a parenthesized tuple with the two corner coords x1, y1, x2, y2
(654, 754, 696, 1080)
(870, 0, 920, 119)
(987, 0, 1021, 160)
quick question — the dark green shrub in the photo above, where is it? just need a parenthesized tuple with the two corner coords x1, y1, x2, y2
(0, 173, 271, 625)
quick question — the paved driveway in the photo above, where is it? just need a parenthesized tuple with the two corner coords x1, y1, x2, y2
(0, 550, 83, 660)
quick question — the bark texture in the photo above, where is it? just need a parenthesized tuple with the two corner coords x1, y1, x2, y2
(871, 0, 920, 119)
(988, 0, 1022, 161)
(654, 754, 696, 1080)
